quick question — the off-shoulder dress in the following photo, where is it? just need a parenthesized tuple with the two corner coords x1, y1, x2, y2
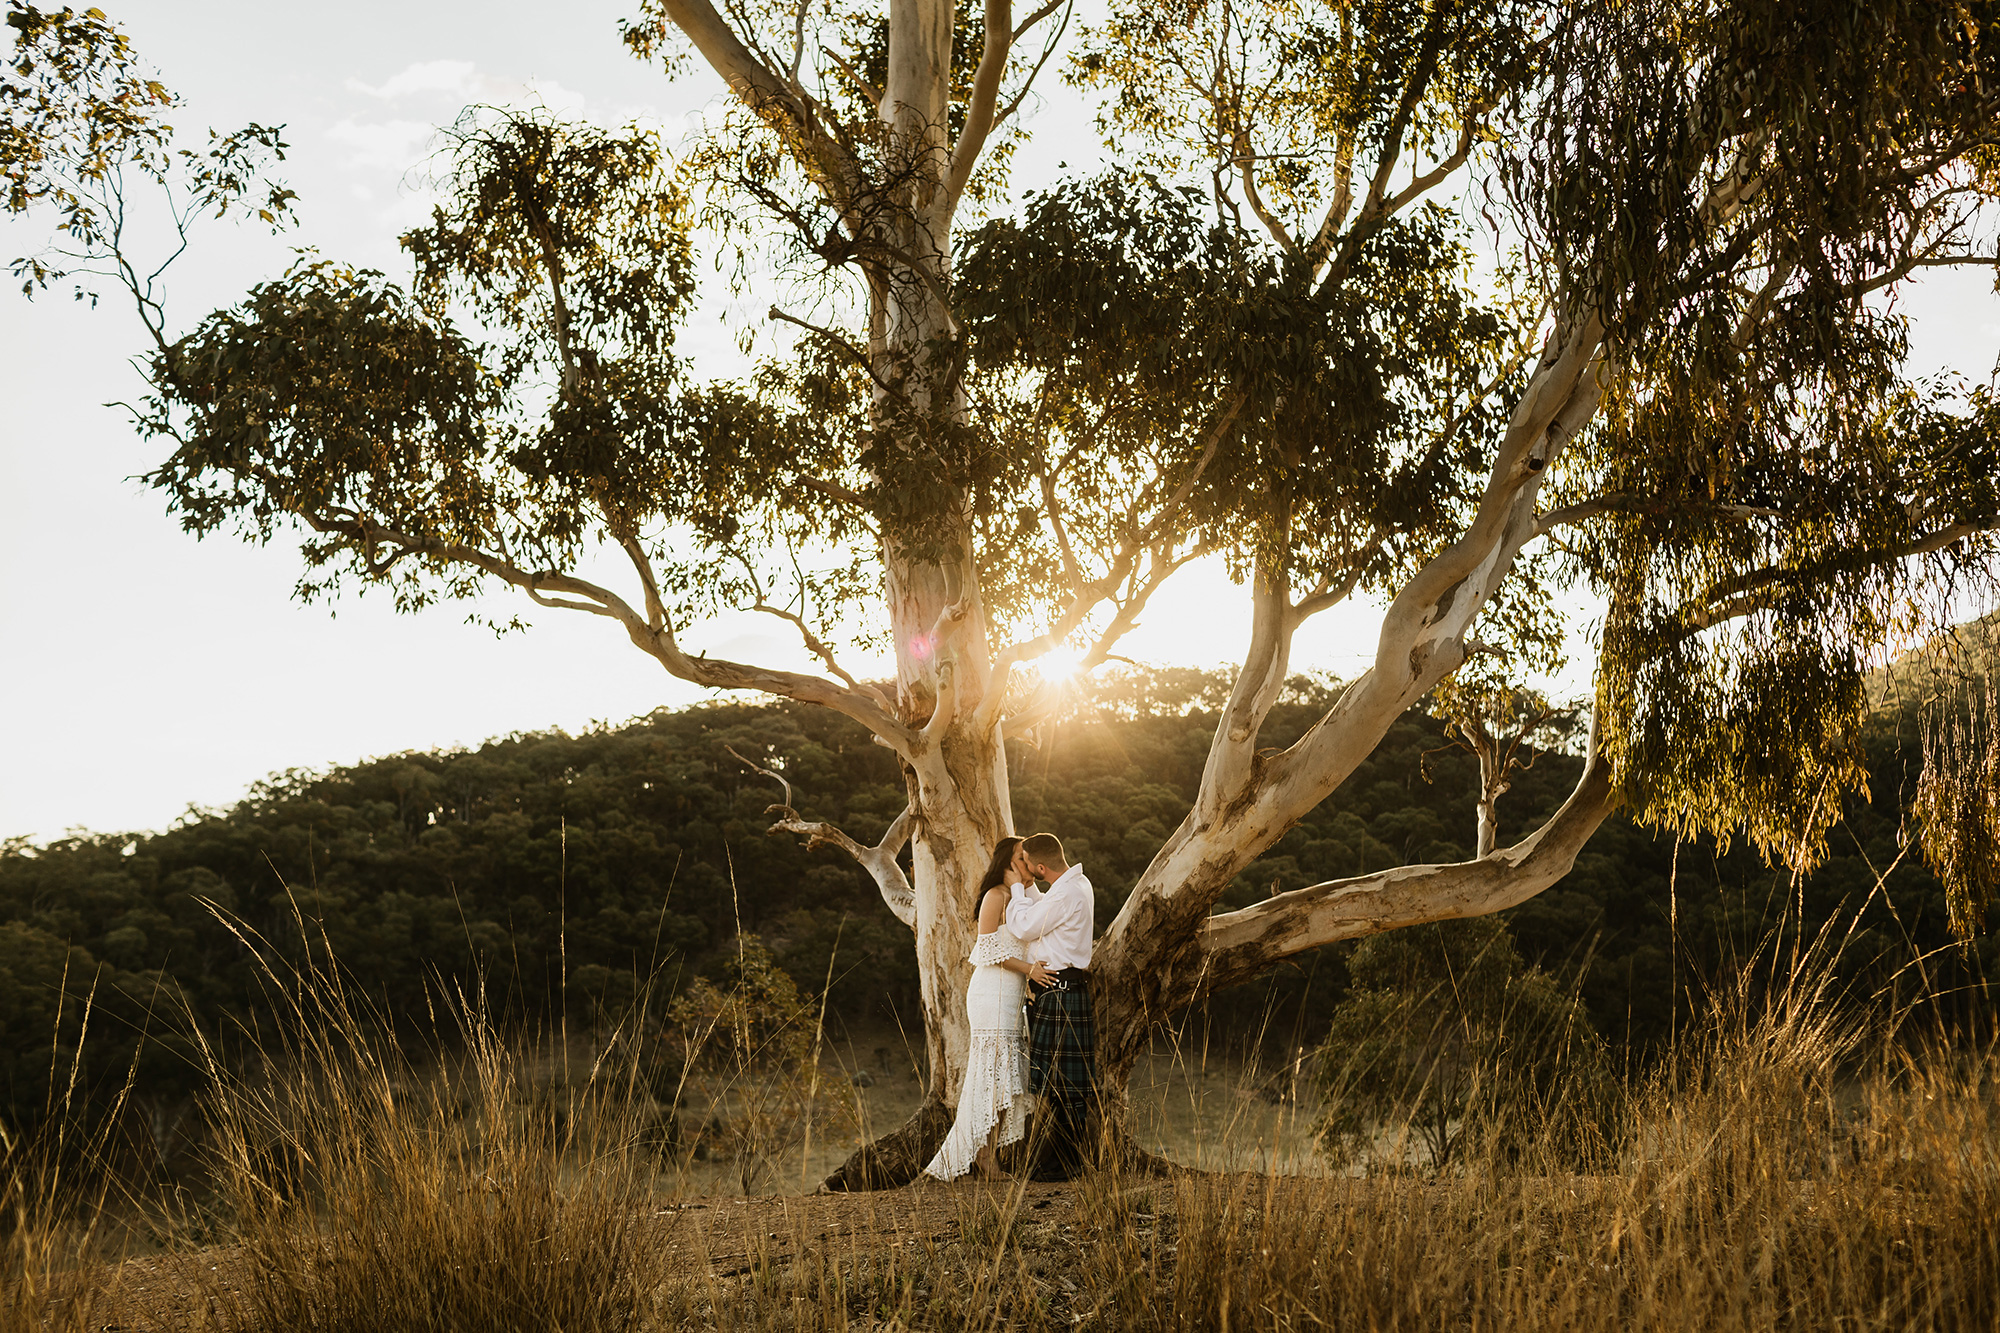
(921, 923, 1034, 1180)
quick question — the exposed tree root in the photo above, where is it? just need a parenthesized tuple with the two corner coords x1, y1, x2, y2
(1108, 1133, 1180, 1179)
(820, 1099, 954, 1191)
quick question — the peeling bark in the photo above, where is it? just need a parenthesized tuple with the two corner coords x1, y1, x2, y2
(904, 737, 1011, 1106)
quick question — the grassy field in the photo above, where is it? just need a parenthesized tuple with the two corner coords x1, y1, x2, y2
(6, 969, 1998, 1332)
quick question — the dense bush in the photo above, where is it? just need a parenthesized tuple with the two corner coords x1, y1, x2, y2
(1, 671, 1991, 1138)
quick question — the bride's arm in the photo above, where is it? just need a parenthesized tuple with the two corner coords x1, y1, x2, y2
(997, 955, 1053, 983)
(997, 954, 1053, 981)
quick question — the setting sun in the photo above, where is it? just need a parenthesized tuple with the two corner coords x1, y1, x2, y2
(1038, 645, 1084, 682)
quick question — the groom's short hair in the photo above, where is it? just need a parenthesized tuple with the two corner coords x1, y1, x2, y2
(1021, 832, 1066, 868)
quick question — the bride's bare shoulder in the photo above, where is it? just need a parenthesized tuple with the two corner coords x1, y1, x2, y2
(977, 884, 1011, 925)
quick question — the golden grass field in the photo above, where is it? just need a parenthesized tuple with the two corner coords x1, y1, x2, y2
(5, 962, 1997, 1332)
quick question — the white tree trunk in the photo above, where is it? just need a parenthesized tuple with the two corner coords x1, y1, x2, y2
(660, 0, 1627, 1176)
(1474, 728, 1503, 859)
(893, 622, 1014, 1105)
(1090, 315, 1612, 1120)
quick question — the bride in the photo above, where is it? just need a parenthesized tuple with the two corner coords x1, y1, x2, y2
(922, 836, 1052, 1182)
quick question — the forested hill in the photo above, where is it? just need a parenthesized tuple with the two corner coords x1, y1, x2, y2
(2, 671, 1990, 1125)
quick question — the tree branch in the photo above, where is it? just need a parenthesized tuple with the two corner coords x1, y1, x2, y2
(619, 534, 670, 632)
(768, 304, 907, 403)
(1688, 522, 1995, 630)
(1383, 310, 1607, 651)
(1730, 259, 1794, 354)
(730, 550, 881, 699)
(1194, 559, 1295, 824)
(1152, 313, 1606, 888)
(1377, 118, 1476, 219)
(1531, 494, 1645, 540)
(795, 473, 873, 511)
(943, 0, 1013, 220)
(1135, 390, 1245, 548)
(658, 0, 858, 196)
(972, 389, 1245, 738)
(998, 676, 1067, 742)
(298, 508, 920, 756)
(727, 745, 917, 927)
(820, 44, 882, 108)
(1038, 463, 1086, 595)
(1195, 732, 1618, 993)
(1080, 539, 1212, 668)
(990, 0, 1071, 129)
(1302, 126, 1359, 271)
(975, 405, 1237, 739)
(1320, 10, 1450, 286)
(1231, 139, 1297, 252)
(1291, 527, 1387, 622)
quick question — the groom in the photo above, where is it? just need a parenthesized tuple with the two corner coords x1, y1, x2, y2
(1005, 832, 1096, 1179)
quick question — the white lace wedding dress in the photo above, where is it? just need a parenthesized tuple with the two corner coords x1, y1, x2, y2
(922, 923, 1034, 1180)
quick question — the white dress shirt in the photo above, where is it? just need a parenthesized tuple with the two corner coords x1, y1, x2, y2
(1005, 863, 1094, 971)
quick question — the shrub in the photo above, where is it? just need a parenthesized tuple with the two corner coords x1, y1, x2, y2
(1312, 916, 1618, 1170)
(666, 935, 854, 1192)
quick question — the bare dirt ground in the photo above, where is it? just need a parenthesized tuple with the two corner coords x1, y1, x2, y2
(667, 1037, 1329, 1196)
(87, 1175, 1199, 1331)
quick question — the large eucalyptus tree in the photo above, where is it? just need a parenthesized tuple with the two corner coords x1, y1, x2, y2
(12, 0, 2000, 1186)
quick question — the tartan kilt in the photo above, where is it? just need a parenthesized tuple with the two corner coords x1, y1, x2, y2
(1026, 984, 1096, 1104)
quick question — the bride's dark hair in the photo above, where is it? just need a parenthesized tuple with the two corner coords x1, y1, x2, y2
(975, 836, 1025, 921)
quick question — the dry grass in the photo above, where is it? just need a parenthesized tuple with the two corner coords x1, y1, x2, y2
(639, 998, 1998, 1332)
(1, 1137, 103, 1333)
(173, 946, 671, 1333)
(5, 949, 1997, 1331)
(3, 983, 130, 1333)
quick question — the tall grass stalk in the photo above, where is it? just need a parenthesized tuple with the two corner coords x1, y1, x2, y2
(1, 1130, 103, 1333)
(1144, 981, 1998, 1332)
(2, 975, 127, 1333)
(185, 921, 667, 1333)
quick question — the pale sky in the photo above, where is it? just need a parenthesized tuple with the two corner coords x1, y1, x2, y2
(3, 1, 1996, 842)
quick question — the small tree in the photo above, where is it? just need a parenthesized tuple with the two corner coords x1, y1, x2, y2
(1427, 679, 1583, 858)
(667, 936, 850, 1192)
(1312, 916, 1615, 1172)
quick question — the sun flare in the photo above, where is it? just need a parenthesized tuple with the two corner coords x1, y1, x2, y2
(1038, 645, 1084, 682)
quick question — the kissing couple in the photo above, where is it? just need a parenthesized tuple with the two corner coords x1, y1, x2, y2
(923, 832, 1096, 1183)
